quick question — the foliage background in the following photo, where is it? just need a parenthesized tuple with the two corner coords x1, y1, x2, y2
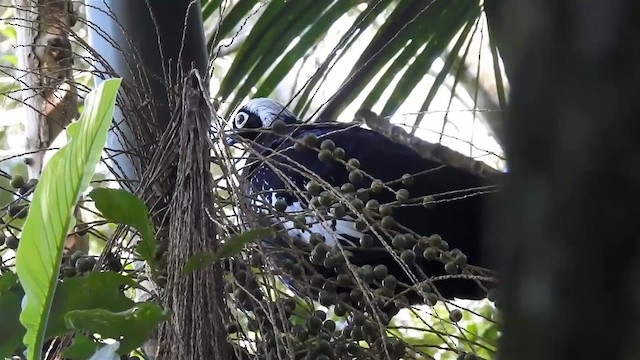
(0, 0, 507, 359)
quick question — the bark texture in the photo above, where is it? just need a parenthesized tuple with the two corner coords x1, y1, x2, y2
(156, 69, 229, 360)
(490, 1, 640, 359)
(12, 0, 78, 179)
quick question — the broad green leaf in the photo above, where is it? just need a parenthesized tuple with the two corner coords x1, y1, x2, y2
(381, 1, 478, 115)
(63, 334, 99, 360)
(319, 0, 429, 120)
(65, 303, 169, 355)
(225, 0, 332, 113)
(0, 272, 23, 358)
(217, 0, 293, 102)
(89, 188, 156, 269)
(209, 0, 259, 47)
(201, 0, 223, 22)
(47, 272, 136, 339)
(15, 78, 122, 360)
(294, 0, 395, 118)
(414, 18, 476, 132)
(183, 227, 275, 273)
(254, 0, 359, 99)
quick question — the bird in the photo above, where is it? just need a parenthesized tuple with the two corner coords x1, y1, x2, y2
(229, 98, 499, 312)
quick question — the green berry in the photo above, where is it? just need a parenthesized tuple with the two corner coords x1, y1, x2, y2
(351, 198, 364, 211)
(401, 173, 414, 186)
(226, 323, 239, 333)
(370, 179, 384, 193)
(332, 147, 345, 160)
(293, 140, 306, 151)
(340, 183, 355, 193)
(401, 249, 416, 264)
(392, 235, 406, 249)
(396, 188, 410, 202)
(10, 175, 25, 189)
(306, 180, 322, 195)
(423, 195, 436, 208)
(379, 204, 393, 217)
(318, 149, 333, 162)
(349, 170, 363, 184)
(5, 236, 18, 250)
(355, 188, 370, 202)
(381, 216, 395, 229)
(424, 247, 438, 260)
(449, 309, 463, 322)
(303, 133, 317, 146)
(271, 119, 287, 134)
(382, 275, 397, 289)
(346, 158, 360, 170)
(373, 264, 388, 279)
(365, 199, 379, 210)
(355, 219, 368, 231)
(75, 258, 92, 273)
(8, 204, 24, 217)
(320, 139, 336, 151)
(330, 205, 346, 220)
(360, 234, 374, 248)
(444, 261, 459, 275)
(274, 198, 288, 212)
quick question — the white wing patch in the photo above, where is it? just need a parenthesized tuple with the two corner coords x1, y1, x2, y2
(253, 190, 361, 247)
(281, 201, 361, 247)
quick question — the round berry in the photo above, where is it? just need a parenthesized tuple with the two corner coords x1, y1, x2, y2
(5, 236, 18, 250)
(303, 133, 318, 146)
(271, 119, 287, 134)
(332, 147, 345, 160)
(320, 139, 336, 151)
(274, 198, 288, 212)
(349, 170, 363, 184)
(10, 175, 25, 189)
(318, 149, 333, 162)
(401, 173, 414, 186)
(449, 309, 463, 322)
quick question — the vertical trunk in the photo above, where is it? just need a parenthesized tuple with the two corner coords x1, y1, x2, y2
(85, 0, 208, 182)
(493, 1, 640, 359)
(12, 1, 86, 253)
(12, 0, 78, 179)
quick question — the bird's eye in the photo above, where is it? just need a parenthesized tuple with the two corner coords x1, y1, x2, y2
(234, 112, 249, 128)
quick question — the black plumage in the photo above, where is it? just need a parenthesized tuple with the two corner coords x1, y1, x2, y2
(231, 98, 498, 308)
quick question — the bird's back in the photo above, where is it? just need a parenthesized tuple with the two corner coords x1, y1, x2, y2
(241, 124, 498, 303)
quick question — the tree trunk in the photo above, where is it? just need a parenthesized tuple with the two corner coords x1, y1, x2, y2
(12, 0, 78, 179)
(12, 1, 86, 254)
(85, 0, 208, 183)
(491, 1, 640, 359)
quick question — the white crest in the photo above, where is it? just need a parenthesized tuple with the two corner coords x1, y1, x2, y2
(241, 98, 298, 127)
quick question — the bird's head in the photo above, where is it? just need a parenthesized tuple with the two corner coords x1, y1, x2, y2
(230, 98, 299, 142)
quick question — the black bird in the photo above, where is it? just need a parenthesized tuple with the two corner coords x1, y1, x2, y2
(231, 98, 499, 309)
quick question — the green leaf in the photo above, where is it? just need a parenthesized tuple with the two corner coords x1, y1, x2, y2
(381, 1, 478, 115)
(201, 0, 223, 21)
(89, 188, 156, 269)
(15, 78, 122, 360)
(254, 0, 359, 99)
(47, 272, 136, 339)
(217, 0, 293, 102)
(213, 0, 259, 44)
(183, 227, 275, 273)
(0, 272, 23, 358)
(414, 18, 476, 132)
(62, 334, 99, 360)
(0, 271, 18, 292)
(293, 0, 395, 118)
(65, 303, 169, 355)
